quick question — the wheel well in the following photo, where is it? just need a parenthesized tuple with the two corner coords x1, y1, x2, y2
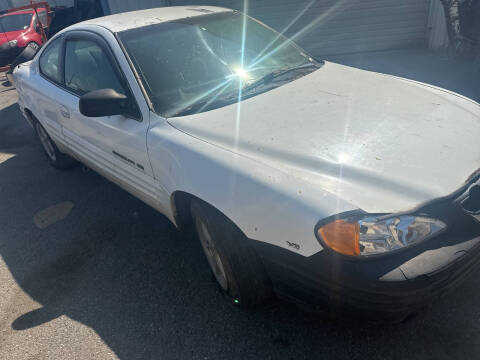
(171, 192, 242, 234)
(171, 191, 195, 229)
(24, 108, 35, 127)
(24, 108, 33, 118)
(171, 192, 257, 256)
(24, 40, 41, 48)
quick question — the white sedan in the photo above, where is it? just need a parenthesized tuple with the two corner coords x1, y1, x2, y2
(13, 6, 480, 321)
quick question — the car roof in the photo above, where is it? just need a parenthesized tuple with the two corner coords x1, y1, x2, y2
(79, 6, 233, 33)
(1, 8, 45, 16)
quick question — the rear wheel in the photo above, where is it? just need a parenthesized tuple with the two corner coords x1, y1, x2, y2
(34, 121, 76, 170)
(191, 199, 273, 308)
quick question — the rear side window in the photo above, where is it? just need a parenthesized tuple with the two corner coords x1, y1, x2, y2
(39, 37, 63, 84)
(64, 39, 125, 96)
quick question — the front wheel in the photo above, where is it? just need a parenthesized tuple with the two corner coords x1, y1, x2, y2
(35, 121, 76, 170)
(191, 199, 273, 308)
(26, 42, 40, 52)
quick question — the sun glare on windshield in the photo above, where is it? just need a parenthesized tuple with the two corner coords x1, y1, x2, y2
(118, 7, 322, 118)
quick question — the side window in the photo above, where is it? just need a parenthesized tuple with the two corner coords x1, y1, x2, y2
(39, 37, 63, 83)
(37, 11, 48, 27)
(64, 39, 125, 96)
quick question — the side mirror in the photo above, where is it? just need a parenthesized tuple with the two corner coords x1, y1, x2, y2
(79, 89, 128, 117)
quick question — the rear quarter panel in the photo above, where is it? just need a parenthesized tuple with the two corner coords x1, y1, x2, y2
(14, 57, 65, 143)
(13, 62, 35, 125)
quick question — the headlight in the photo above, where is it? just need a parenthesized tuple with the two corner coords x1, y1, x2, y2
(8, 40, 18, 46)
(317, 215, 446, 256)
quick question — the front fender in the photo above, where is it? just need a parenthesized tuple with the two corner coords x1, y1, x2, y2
(148, 118, 357, 257)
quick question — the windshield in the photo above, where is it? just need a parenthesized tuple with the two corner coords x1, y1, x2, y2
(119, 11, 319, 117)
(0, 13, 32, 33)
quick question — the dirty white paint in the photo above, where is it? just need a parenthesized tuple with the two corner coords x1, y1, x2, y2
(169, 61, 480, 215)
(79, 6, 230, 33)
(33, 202, 74, 229)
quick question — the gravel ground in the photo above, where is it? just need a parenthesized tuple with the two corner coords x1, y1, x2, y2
(0, 50, 480, 360)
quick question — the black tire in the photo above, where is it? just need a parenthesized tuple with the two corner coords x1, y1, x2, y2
(191, 199, 273, 308)
(34, 120, 76, 170)
(27, 42, 40, 51)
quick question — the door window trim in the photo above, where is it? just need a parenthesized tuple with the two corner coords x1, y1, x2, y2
(114, 32, 154, 113)
(63, 30, 142, 122)
(38, 34, 65, 86)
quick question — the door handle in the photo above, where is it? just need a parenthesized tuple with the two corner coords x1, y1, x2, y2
(60, 109, 70, 119)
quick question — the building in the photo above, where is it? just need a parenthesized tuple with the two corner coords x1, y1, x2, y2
(1, 0, 449, 56)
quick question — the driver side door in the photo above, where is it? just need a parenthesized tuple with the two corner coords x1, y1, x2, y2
(58, 31, 158, 205)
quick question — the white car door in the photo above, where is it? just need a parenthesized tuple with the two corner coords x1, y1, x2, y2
(57, 31, 158, 205)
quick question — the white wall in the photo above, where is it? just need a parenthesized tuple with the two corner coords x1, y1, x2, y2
(427, 0, 448, 50)
(171, 0, 430, 56)
(106, 0, 167, 14)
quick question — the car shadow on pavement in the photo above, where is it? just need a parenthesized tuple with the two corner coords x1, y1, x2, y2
(1, 100, 480, 360)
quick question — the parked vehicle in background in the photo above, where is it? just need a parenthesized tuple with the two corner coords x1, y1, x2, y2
(0, 6, 48, 66)
(47, 0, 168, 37)
(13, 6, 480, 323)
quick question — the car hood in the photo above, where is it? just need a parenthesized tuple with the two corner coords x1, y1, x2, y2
(168, 62, 480, 213)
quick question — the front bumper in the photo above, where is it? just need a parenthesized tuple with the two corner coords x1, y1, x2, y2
(252, 178, 480, 322)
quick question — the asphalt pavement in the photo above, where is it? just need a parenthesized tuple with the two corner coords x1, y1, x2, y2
(1, 51, 480, 360)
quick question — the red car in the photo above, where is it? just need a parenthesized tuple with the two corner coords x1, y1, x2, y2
(0, 8, 47, 66)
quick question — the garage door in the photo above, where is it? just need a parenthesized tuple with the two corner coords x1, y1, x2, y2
(170, 0, 430, 57)
(104, 0, 169, 14)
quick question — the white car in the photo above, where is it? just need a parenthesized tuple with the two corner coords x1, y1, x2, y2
(13, 6, 480, 321)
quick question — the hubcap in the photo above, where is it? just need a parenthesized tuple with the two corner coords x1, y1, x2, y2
(36, 124, 56, 161)
(198, 220, 228, 291)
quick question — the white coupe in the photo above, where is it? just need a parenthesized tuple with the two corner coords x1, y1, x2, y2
(13, 6, 480, 321)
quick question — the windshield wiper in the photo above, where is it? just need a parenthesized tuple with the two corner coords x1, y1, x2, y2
(172, 62, 321, 117)
(171, 92, 237, 117)
(242, 62, 320, 94)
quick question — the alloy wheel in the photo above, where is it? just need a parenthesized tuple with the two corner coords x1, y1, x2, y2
(197, 219, 228, 291)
